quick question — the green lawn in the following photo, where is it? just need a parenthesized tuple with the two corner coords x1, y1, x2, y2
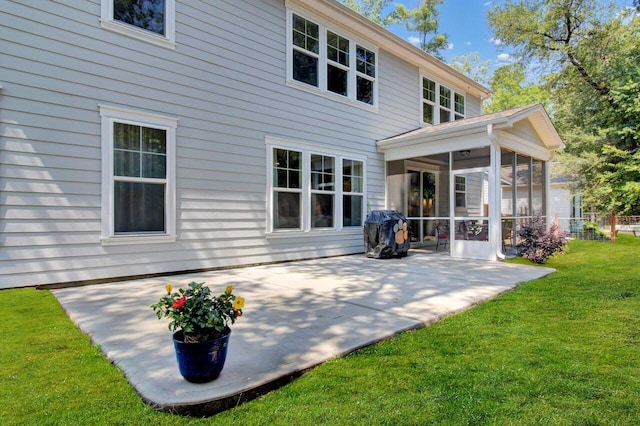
(2, 235, 639, 425)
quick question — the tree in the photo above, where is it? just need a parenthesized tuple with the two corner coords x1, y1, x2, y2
(488, 1, 640, 215)
(449, 52, 491, 87)
(338, 0, 392, 26)
(387, 0, 449, 59)
(483, 63, 549, 113)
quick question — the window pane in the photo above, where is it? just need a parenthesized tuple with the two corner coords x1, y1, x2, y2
(115, 181, 165, 233)
(114, 0, 165, 36)
(293, 50, 318, 87)
(327, 64, 348, 96)
(440, 108, 450, 122)
(142, 152, 166, 178)
(423, 103, 434, 124)
(356, 46, 375, 77)
(288, 150, 300, 169)
(275, 169, 288, 188)
(142, 127, 166, 153)
(114, 123, 140, 150)
(343, 195, 362, 226)
(357, 76, 374, 104)
(289, 170, 300, 189)
(274, 191, 301, 229)
(311, 193, 334, 228)
(114, 150, 140, 177)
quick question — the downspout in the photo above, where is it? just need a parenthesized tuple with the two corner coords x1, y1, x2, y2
(488, 124, 506, 260)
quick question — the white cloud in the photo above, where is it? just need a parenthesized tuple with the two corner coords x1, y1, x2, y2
(496, 53, 515, 65)
(465, 41, 472, 46)
(489, 37, 503, 46)
(446, 43, 454, 50)
(407, 36, 420, 47)
(484, 1, 493, 6)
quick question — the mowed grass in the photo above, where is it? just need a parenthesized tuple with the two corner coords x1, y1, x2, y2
(2, 235, 639, 425)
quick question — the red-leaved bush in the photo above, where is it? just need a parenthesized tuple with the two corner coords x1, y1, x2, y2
(517, 217, 568, 264)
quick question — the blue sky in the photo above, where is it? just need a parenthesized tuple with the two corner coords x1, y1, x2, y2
(384, 0, 636, 74)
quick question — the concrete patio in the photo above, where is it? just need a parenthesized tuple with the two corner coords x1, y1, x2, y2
(52, 252, 554, 416)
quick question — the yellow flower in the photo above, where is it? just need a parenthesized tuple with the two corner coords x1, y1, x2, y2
(225, 285, 234, 294)
(233, 296, 245, 310)
(165, 284, 172, 294)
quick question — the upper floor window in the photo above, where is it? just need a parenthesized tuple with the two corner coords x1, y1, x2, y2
(356, 46, 376, 105)
(101, 0, 176, 49)
(288, 11, 377, 108)
(422, 77, 465, 125)
(292, 14, 319, 87)
(327, 31, 350, 96)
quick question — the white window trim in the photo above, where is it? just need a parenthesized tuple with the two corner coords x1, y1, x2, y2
(286, 7, 379, 112)
(100, 0, 176, 49)
(265, 136, 367, 236)
(420, 75, 466, 125)
(99, 105, 177, 246)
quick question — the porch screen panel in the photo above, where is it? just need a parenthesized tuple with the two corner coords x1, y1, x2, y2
(516, 155, 531, 217)
(532, 159, 545, 216)
(500, 150, 515, 216)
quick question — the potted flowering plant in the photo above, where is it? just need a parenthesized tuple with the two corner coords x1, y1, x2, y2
(151, 281, 245, 383)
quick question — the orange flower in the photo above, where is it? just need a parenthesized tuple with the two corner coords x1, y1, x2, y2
(225, 285, 234, 294)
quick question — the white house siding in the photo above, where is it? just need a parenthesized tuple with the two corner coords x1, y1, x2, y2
(549, 185, 572, 230)
(0, 0, 435, 288)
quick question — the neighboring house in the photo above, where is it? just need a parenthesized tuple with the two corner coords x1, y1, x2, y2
(0, 0, 563, 289)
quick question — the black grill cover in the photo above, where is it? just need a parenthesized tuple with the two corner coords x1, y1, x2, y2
(363, 210, 410, 258)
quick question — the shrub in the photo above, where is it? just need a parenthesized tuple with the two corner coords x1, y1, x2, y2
(517, 217, 568, 264)
(583, 221, 607, 238)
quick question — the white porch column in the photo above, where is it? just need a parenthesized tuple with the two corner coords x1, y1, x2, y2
(489, 142, 503, 260)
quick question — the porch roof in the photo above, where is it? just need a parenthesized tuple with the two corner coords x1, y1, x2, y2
(377, 104, 564, 162)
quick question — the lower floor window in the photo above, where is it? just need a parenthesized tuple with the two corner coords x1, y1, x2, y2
(268, 140, 365, 233)
(100, 105, 177, 243)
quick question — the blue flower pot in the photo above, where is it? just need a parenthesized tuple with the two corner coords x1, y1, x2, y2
(172, 328, 230, 383)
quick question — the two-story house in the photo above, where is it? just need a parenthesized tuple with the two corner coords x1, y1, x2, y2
(0, 0, 563, 289)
